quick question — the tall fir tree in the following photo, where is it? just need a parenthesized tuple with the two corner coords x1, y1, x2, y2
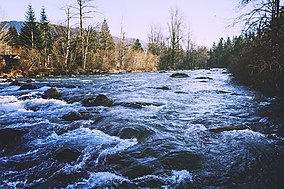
(39, 7, 52, 67)
(98, 19, 115, 68)
(20, 4, 43, 50)
(4, 26, 20, 48)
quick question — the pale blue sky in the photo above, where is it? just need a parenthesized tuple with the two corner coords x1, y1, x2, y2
(0, 0, 242, 47)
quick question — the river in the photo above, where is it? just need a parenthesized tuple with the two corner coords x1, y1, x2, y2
(0, 69, 283, 188)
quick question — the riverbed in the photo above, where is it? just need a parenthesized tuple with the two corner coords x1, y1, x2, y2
(0, 69, 283, 188)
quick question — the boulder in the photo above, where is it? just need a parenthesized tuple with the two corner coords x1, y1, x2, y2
(42, 87, 62, 99)
(19, 83, 37, 90)
(62, 111, 91, 121)
(82, 94, 113, 107)
(0, 128, 29, 149)
(170, 73, 189, 78)
(54, 147, 81, 162)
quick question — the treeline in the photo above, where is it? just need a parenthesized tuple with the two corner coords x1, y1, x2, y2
(0, 3, 158, 76)
(148, 8, 209, 70)
(0, 2, 210, 76)
(209, 0, 284, 92)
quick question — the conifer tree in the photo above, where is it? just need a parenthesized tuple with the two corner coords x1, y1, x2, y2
(4, 26, 20, 48)
(131, 39, 144, 52)
(39, 7, 52, 67)
(98, 19, 115, 68)
(19, 4, 43, 50)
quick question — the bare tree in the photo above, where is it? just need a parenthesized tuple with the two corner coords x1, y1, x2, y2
(75, 0, 96, 69)
(64, 7, 71, 69)
(168, 8, 184, 69)
(237, 0, 282, 35)
(148, 24, 165, 56)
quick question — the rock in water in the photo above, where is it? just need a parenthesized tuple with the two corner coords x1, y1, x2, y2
(0, 128, 29, 149)
(170, 73, 189, 78)
(19, 83, 38, 90)
(9, 80, 23, 86)
(82, 94, 113, 107)
(54, 147, 81, 162)
(42, 87, 62, 99)
(62, 111, 91, 121)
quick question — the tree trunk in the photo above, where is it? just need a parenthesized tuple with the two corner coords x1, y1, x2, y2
(65, 8, 71, 70)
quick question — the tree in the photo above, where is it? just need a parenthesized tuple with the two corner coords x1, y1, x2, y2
(131, 39, 144, 52)
(237, 0, 282, 35)
(148, 24, 165, 56)
(95, 19, 115, 70)
(168, 8, 184, 69)
(20, 4, 42, 50)
(39, 7, 52, 67)
(4, 26, 20, 48)
(75, 0, 95, 69)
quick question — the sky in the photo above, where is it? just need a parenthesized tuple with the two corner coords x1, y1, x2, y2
(0, 0, 243, 47)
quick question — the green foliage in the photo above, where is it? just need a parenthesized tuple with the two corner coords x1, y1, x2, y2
(209, 14, 284, 92)
(4, 26, 20, 48)
(131, 39, 144, 52)
(19, 4, 43, 50)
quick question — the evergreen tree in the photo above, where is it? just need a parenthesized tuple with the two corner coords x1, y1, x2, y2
(20, 4, 43, 49)
(4, 26, 20, 48)
(131, 39, 144, 52)
(98, 19, 115, 68)
(39, 7, 52, 67)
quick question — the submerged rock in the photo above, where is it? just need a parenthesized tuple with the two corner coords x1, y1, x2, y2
(170, 73, 189, 78)
(54, 147, 81, 162)
(209, 125, 249, 133)
(42, 87, 62, 99)
(155, 86, 171, 90)
(0, 128, 29, 149)
(19, 83, 37, 90)
(117, 102, 164, 109)
(62, 111, 91, 121)
(82, 94, 113, 107)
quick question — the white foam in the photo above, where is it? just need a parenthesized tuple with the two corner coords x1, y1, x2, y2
(170, 170, 194, 184)
(66, 172, 130, 188)
(0, 96, 26, 113)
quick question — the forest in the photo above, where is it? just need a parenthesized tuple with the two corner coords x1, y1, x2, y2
(209, 0, 284, 93)
(0, 1, 208, 77)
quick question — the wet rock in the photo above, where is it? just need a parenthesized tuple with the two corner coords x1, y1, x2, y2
(9, 80, 23, 86)
(19, 83, 38, 90)
(155, 86, 170, 90)
(117, 102, 164, 109)
(0, 128, 29, 149)
(209, 125, 249, 133)
(54, 147, 81, 162)
(26, 78, 36, 83)
(195, 76, 213, 80)
(82, 94, 113, 107)
(174, 91, 188, 94)
(62, 111, 91, 121)
(42, 87, 62, 99)
(159, 70, 167, 73)
(170, 73, 189, 78)
(216, 90, 230, 94)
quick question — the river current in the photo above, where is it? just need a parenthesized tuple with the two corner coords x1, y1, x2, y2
(0, 69, 283, 188)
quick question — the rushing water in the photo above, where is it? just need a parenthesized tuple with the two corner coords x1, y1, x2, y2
(0, 69, 284, 188)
